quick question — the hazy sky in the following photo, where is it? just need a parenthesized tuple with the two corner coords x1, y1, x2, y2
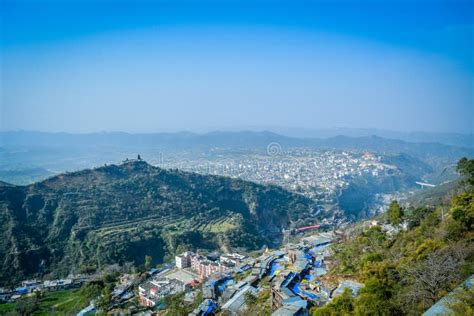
(1, 0, 473, 133)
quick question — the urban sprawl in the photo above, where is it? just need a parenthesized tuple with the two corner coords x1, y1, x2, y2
(154, 149, 397, 202)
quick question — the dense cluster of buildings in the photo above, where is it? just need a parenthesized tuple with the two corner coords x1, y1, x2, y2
(139, 277, 187, 307)
(3, 232, 366, 315)
(175, 252, 247, 279)
(0, 275, 92, 303)
(182, 232, 365, 316)
(156, 149, 396, 202)
(267, 234, 345, 314)
(136, 251, 251, 309)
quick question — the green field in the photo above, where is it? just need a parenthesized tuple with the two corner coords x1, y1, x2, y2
(0, 289, 90, 316)
(0, 302, 16, 315)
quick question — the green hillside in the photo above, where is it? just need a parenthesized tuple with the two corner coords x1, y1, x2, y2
(313, 158, 474, 315)
(0, 160, 315, 286)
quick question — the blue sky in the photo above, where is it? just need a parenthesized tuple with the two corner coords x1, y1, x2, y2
(1, 0, 473, 133)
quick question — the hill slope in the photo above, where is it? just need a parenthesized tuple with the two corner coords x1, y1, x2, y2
(319, 159, 474, 315)
(0, 161, 316, 285)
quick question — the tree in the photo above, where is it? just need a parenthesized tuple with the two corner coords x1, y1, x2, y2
(176, 243, 188, 255)
(162, 292, 190, 315)
(406, 207, 432, 229)
(354, 277, 397, 315)
(457, 157, 474, 186)
(244, 291, 257, 306)
(450, 191, 474, 232)
(403, 245, 470, 308)
(15, 296, 39, 316)
(144, 255, 153, 270)
(387, 201, 403, 225)
(96, 284, 113, 311)
(311, 288, 354, 315)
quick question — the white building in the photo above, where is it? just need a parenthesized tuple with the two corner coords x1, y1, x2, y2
(220, 253, 247, 265)
(175, 251, 194, 269)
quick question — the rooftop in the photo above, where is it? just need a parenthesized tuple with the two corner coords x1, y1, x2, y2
(164, 269, 199, 285)
(272, 304, 303, 316)
(423, 275, 473, 316)
(333, 280, 364, 297)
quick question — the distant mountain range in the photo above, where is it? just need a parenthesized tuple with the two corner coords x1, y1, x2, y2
(223, 127, 473, 148)
(1, 130, 472, 157)
(0, 130, 471, 185)
(0, 161, 316, 285)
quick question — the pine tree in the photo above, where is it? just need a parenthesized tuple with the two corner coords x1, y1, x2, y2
(387, 201, 403, 225)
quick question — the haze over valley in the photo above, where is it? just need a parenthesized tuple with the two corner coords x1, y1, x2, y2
(0, 0, 473, 315)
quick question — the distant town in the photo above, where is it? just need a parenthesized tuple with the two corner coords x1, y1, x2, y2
(152, 148, 406, 220)
(154, 150, 395, 201)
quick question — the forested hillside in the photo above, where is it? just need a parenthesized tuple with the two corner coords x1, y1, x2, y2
(313, 158, 474, 315)
(0, 160, 316, 286)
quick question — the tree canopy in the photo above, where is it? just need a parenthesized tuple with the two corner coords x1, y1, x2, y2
(313, 158, 474, 315)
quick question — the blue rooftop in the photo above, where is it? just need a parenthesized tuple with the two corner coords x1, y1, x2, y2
(282, 296, 308, 308)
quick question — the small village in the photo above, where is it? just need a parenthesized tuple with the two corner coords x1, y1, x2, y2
(0, 227, 368, 315)
(177, 231, 364, 316)
(117, 229, 366, 315)
(135, 220, 413, 315)
(2, 209, 471, 316)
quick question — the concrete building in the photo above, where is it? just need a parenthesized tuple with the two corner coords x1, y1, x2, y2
(220, 253, 247, 265)
(138, 278, 186, 307)
(272, 304, 305, 316)
(221, 284, 258, 315)
(175, 251, 195, 269)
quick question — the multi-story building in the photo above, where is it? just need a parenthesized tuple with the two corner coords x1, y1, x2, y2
(219, 253, 247, 265)
(138, 278, 186, 307)
(175, 251, 195, 269)
(176, 251, 237, 279)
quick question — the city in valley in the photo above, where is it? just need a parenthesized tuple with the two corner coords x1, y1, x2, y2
(1, 0, 472, 315)
(155, 150, 394, 201)
(153, 148, 410, 220)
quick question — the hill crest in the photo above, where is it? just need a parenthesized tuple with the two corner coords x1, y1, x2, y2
(0, 160, 316, 285)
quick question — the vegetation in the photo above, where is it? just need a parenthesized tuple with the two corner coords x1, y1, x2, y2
(144, 255, 153, 271)
(339, 172, 412, 219)
(445, 285, 474, 315)
(0, 273, 120, 315)
(387, 200, 403, 224)
(0, 287, 96, 315)
(161, 289, 204, 316)
(457, 157, 474, 186)
(0, 160, 316, 285)
(312, 288, 355, 315)
(313, 157, 474, 315)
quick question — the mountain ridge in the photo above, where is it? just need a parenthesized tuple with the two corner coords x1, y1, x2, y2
(0, 160, 317, 285)
(2, 130, 472, 157)
(2, 129, 472, 147)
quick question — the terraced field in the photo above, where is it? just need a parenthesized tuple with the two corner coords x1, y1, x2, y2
(0, 161, 316, 284)
(195, 213, 240, 233)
